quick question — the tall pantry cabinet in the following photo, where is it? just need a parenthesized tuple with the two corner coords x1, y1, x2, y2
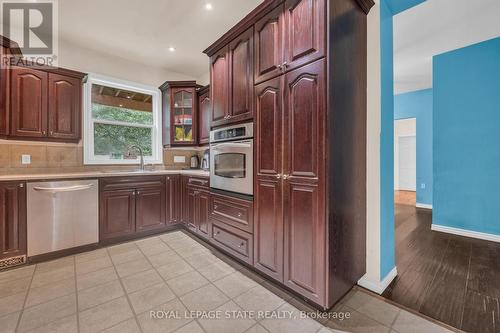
(204, 0, 374, 309)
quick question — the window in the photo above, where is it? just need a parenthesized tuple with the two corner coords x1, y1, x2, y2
(84, 75, 162, 165)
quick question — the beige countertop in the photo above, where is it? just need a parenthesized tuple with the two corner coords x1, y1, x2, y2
(0, 169, 209, 182)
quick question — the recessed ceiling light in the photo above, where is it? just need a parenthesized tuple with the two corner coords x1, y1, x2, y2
(168, 47, 176, 52)
(205, 3, 213, 10)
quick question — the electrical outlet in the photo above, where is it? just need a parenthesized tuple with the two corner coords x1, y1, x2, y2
(173, 155, 186, 163)
(21, 154, 31, 165)
(421, 183, 426, 189)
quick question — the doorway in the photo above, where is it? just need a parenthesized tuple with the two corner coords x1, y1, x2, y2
(394, 118, 416, 206)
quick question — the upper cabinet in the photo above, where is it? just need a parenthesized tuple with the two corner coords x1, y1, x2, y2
(160, 81, 199, 147)
(210, 28, 254, 128)
(197, 85, 211, 145)
(48, 74, 82, 140)
(255, 5, 284, 84)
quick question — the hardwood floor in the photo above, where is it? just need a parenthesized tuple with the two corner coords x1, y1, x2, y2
(384, 204, 500, 333)
(394, 190, 416, 206)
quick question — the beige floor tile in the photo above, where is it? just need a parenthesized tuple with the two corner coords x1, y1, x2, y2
(0, 291, 26, 317)
(115, 258, 152, 278)
(77, 267, 118, 291)
(102, 318, 142, 333)
(31, 266, 75, 289)
(128, 282, 176, 314)
(260, 303, 322, 333)
(0, 311, 21, 333)
(135, 236, 163, 248)
(140, 242, 173, 257)
(0, 277, 31, 298)
(245, 324, 271, 333)
(17, 293, 77, 332)
(76, 256, 113, 275)
(148, 251, 183, 268)
(198, 261, 236, 282)
(198, 300, 256, 333)
(137, 298, 192, 332)
(159, 231, 190, 243)
(75, 249, 108, 264)
(326, 305, 390, 333)
(343, 291, 400, 327)
(78, 296, 134, 333)
(35, 257, 74, 273)
(0, 265, 35, 284)
(121, 269, 163, 293)
(25, 277, 75, 308)
(173, 321, 205, 333)
(167, 271, 210, 296)
(180, 284, 229, 311)
(176, 245, 210, 259)
(167, 239, 200, 250)
(110, 248, 146, 265)
(25, 314, 78, 333)
(157, 260, 194, 280)
(259, 281, 293, 302)
(213, 271, 258, 298)
(233, 286, 285, 313)
(77, 279, 124, 311)
(107, 242, 138, 256)
(392, 310, 453, 333)
(183, 252, 221, 269)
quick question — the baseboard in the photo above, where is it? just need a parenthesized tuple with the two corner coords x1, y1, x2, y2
(357, 267, 398, 294)
(431, 224, 500, 243)
(416, 203, 432, 209)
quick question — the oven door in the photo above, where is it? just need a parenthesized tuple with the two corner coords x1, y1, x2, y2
(210, 139, 253, 196)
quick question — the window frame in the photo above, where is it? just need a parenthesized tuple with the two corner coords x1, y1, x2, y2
(83, 74, 163, 165)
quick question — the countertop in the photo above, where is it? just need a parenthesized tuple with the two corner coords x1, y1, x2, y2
(0, 169, 210, 182)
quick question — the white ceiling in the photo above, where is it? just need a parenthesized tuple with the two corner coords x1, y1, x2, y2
(393, 0, 500, 94)
(58, 0, 263, 82)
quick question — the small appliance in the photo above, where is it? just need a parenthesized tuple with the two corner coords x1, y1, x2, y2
(190, 155, 200, 169)
(202, 149, 210, 170)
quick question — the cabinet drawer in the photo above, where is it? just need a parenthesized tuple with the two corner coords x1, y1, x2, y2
(100, 176, 165, 191)
(210, 193, 253, 233)
(186, 176, 209, 189)
(210, 221, 253, 265)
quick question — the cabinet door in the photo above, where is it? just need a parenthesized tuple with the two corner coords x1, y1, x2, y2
(0, 182, 26, 261)
(100, 189, 136, 240)
(254, 4, 284, 84)
(282, 59, 326, 305)
(198, 90, 211, 145)
(228, 27, 254, 123)
(283, 0, 325, 72)
(136, 185, 166, 232)
(253, 77, 284, 281)
(186, 187, 197, 233)
(166, 175, 181, 225)
(0, 47, 9, 136)
(48, 74, 81, 141)
(10, 67, 48, 138)
(196, 190, 210, 239)
(210, 46, 229, 127)
(171, 88, 197, 145)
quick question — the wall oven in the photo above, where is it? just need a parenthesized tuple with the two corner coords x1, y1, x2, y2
(210, 123, 253, 196)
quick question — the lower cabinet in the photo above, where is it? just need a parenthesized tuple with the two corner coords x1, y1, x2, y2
(166, 175, 181, 225)
(185, 186, 211, 240)
(0, 181, 27, 268)
(99, 176, 166, 242)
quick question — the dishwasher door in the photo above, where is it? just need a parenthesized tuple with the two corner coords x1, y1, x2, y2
(27, 180, 99, 257)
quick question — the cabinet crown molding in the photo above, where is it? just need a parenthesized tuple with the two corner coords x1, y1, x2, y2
(355, 0, 375, 14)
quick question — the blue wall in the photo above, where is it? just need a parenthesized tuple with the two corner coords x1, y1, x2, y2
(394, 89, 433, 205)
(386, 0, 426, 15)
(433, 37, 500, 235)
(380, 0, 395, 279)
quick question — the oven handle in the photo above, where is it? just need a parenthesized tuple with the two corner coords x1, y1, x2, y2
(211, 141, 252, 150)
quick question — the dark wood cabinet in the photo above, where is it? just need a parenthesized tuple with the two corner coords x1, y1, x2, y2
(182, 176, 211, 239)
(48, 74, 81, 140)
(196, 190, 210, 238)
(209, 192, 253, 233)
(10, 67, 48, 138)
(166, 174, 181, 225)
(160, 81, 199, 147)
(197, 85, 211, 145)
(210, 47, 229, 127)
(100, 189, 136, 240)
(0, 181, 27, 267)
(254, 4, 284, 84)
(211, 221, 253, 265)
(99, 176, 166, 242)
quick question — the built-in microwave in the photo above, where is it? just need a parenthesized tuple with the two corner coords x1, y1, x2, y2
(209, 123, 253, 196)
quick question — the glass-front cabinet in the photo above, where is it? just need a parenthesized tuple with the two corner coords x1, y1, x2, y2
(160, 81, 199, 146)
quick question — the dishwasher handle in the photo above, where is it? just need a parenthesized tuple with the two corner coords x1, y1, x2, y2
(32, 184, 94, 193)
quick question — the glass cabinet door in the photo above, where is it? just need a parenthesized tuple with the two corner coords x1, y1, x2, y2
(172, 89, 194, 143)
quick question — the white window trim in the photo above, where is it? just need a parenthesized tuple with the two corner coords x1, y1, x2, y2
(83, 74, 163, 165)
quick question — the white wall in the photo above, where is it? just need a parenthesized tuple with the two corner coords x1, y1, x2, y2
(196, 72, 210, 86)
(58, 39, 195, 87)
(394, 118, 416, 190)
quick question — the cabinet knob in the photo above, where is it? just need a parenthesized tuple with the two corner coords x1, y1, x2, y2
(42, 131, 46, 135)
(215, 231, 220, 235)
(277, 64, 283, 71)
(276, 174, 282, 179)
(50, 131, 53, 136)
(282, 62, 288, 68)
(137, 191, 140, 195)
(282, 174, 290, 180)
(238, 242, 245, 248)
(237, 213, 242, 218)
(214, 205, 218, 209)
(19, 183, 24, 188)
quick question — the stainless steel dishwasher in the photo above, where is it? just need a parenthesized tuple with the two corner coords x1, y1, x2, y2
(27, 180, 99, 257)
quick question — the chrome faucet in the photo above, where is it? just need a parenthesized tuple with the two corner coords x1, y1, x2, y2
(128, 145, 145, 171)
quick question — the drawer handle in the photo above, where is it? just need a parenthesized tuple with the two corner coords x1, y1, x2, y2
(215, 231, 220, 235)
(214, 205, 218, 209)
(238, 242, 245, 248)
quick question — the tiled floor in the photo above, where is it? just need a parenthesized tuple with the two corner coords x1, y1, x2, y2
(0, 231, 455, 333)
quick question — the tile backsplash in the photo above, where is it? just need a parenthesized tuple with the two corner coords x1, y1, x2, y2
(0, 141, 206, 174)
